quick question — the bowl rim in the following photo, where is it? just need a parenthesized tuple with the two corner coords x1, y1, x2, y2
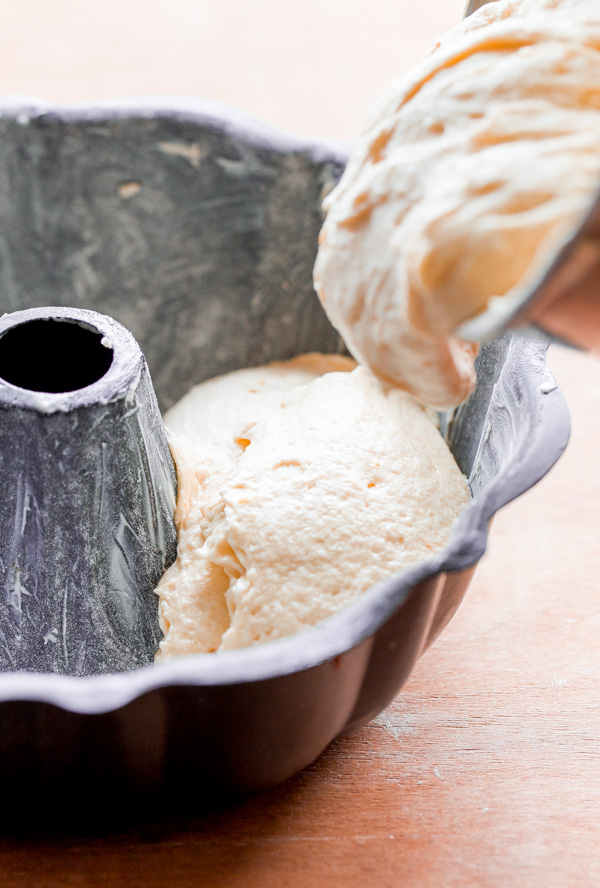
(0, 100, 572, 714)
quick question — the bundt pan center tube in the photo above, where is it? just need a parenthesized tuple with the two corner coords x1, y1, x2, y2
(0, 306, 177, 676)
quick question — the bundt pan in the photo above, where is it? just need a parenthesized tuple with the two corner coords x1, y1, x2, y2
(0, 99, 570, 820)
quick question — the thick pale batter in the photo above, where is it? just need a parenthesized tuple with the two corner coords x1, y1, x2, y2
(314, 0, 600, 409)
(155, 355, 469, 659)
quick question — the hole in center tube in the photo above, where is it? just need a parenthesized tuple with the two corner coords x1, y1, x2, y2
(0, 318, 114, 393)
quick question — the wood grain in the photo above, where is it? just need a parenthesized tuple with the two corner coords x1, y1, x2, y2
(1, 345, 598, 887)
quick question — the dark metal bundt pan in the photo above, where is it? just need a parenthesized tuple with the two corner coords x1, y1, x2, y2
(0, 99, 570, 816)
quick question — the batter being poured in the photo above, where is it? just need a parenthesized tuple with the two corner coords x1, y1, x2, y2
(314, 0, 600, 409)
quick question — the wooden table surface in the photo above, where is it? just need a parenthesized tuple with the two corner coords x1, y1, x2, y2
(1, 2, 599, 885)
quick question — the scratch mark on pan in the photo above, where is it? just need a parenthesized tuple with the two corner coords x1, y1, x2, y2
(43, 628, 58, 645)
(118, 181, 142, 199)
(114, 510, 147, 552)
(62, 578, 69, 669)
(158, 141, 204, 168)
(216, 157, 247, 175)
(88, 410, 109, 436)
(7, 570, 25, 623)
(20, 489, 31, 535)
(98, 441, 107, 526)
(0, 624, 13, 663)
(120, 404, 140, 422)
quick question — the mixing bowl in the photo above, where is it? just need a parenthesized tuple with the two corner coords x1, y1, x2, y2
(0, 99, 570, 816)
